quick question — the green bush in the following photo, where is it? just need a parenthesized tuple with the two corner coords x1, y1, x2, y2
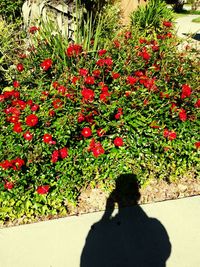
(131, 0, 174, 31)
(0, 20, 199, 225)
(0, 0, 24, 22)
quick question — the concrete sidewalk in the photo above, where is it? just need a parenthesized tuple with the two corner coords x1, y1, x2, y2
(175, 15, 200, 39)
(0, 196, 200, 267)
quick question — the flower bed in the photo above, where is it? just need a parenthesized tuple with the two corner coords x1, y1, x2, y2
(0, 21, 199, 225)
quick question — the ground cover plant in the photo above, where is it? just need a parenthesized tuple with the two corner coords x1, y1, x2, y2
(0, 6, 200, 225)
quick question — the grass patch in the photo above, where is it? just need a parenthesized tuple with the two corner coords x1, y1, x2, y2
(192, 16, 200, 23)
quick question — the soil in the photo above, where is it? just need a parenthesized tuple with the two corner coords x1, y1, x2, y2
(69, 175, 200, 216)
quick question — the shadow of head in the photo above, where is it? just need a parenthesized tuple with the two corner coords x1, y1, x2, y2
(110, 173, 141, 208)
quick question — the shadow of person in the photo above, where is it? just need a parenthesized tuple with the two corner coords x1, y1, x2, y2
(80, 174, 171, 267)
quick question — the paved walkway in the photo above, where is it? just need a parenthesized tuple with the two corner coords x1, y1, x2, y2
(175, 14, 200, 39)
(0, 196, 200, 267)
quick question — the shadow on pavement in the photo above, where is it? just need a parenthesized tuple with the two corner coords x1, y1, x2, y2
(80, 174, 171, 267)
(183, 33, 200, 41)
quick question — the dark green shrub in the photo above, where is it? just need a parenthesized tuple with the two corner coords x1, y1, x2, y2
(131, 0, 174, 30)
(0, 0, 24, 21)
(0, 20, 199, 225)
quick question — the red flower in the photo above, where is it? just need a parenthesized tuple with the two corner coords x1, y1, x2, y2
(13, 80, 20, 88)
(4, 181, 14, 190)
(78, 113, 85, 123)
(37, 185, 50, 195)
(92, 69, 101, 77)
(26, 114, 38, 127)
(59, 147, 68, 159)
(12, 158, 25, 171)
(194, 99, 200, 108)
(139, 50, 151, 61)
(13, 123, 23, 133)
(181, 84, 192, 99)
(112, 72, 120, 79)
(100, 91, 110, 102)
(97, 128, 106, 137)
(179, 108, 187, 121)
(16, 63, 24, 72)
(31, 104, 39, 112)
(84, 76, 95, 85)
(98, 49, 107, 56)
(29, 26, 39, 34)
(57, 85, 66, 95)
(66, 44, 82, 57)
(163, 129, 176, 140)
(81, 127, 92, 138)
(92, 143, 105, 158)
(40, 58, 52, 71)
(51, 150, 59, 163)
(81, 88, 95, 102)
(163, 21, 172, 27)
(0, 160, 12, 170)
(23, 131, 33, 141)
(79, 68, 88, 76)
(163, 129, 170, 138)
(127, 76, 137, 85)
(168, 131, 177, 141)
(52, 99, 63, 109)
(115, 108, 123, 120)
(195, 141, 200, 149)
(43, 134, 53, 144)
(114, 137, 124, 147)
(49, 110, 55, 117)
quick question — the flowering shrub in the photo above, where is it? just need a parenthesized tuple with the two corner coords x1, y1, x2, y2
(0, 21, 199, 225)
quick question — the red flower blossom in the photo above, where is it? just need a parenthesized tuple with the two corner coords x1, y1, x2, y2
(127, 76, 137, 85)
(81, 127, 92, 138)
(81, 88, 95, 102)
(51, 150, 59, 163)
(52, 99, 63, 109)
(97, 128, 106, 137)
(163, 129, 169, 138)
(168, 131, 177, 141)
(0, 160, 12, 170)
(163, 21, 172, 27)
(43, 134, 53, 144)
(40, 58, 52, 71)
(4, 181, 14, 190)
(79, 68, 88, 76)
(164, 129, 177, 140)
(92, 69, 101, 77)
(26, 114, 38, 127)
(84, 76, 95, 85)
(57, 85, 67, 95)
(59, 147, 68, 159)
(179, 108, 187, 121)
(92, 143, 105, 158)
(194, 99, 200, 108)
(13, 123, 23, 133)
(112, 72, 120, 79)
(37, 185, 50, 194)
(181, 84, 192, 99)
(23, 131, 33, 141)
(98, 49, 107, 56)
(31, 104, 39, 112)
(13, 80, 20, 88)
(29, 26, 39, 34)
(115, 108, 123, 120)
(100, 91, 110, 102)
(12, 158, 25, 171)
(78, 113, 85, 123)
(66, 44, 82, 57)
(195, 141, 200, 149)
(16, 63, 24, 72)
(114, 137, 124, 147)
(49, 110, 55, 117)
